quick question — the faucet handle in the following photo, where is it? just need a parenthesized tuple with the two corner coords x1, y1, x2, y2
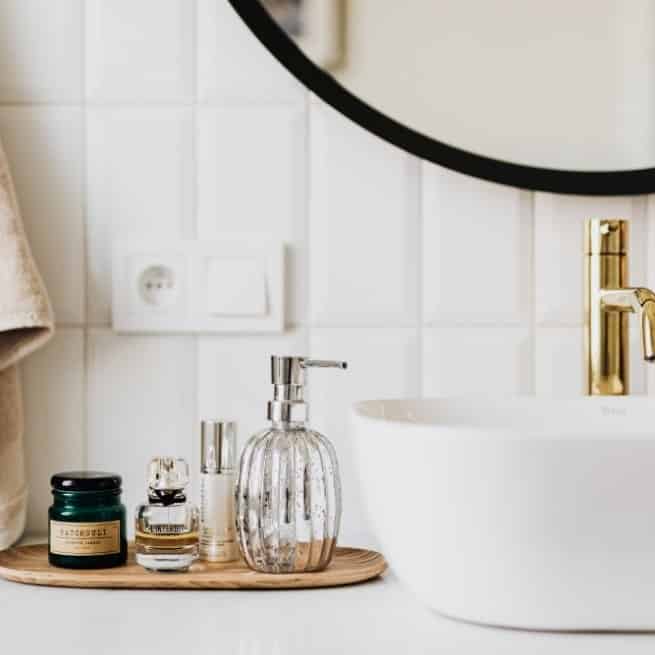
(585, 218, 628, 255)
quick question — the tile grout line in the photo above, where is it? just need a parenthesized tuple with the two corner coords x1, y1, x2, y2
(528, 190, 537, 395)
(81, 0, 89, 470)
(416, 159, 424, 398)
(191, 0, 200, 438)
(64, 327, 417, 335)
(645, 195, 652, 396)
(304, 92, 312, 353)
(189, 0, 199, 241)
(0, 101, 304, 109)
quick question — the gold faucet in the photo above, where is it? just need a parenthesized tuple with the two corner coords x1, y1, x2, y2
(585, 219, 655, 395)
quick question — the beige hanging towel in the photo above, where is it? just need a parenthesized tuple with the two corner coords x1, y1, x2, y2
(0, 143, 54, 550)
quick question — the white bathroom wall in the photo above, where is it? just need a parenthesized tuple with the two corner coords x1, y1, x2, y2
(5, 1, 652, 545)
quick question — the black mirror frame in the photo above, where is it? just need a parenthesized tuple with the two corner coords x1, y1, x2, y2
(229, 0, 655, 196)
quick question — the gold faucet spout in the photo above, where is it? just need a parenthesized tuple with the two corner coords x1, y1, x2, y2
(641, 300, 655, 362)
(600, 287, 655, 313)
(599, 287, 655, 363)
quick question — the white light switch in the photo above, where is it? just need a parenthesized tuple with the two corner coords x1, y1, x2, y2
(112, 237, 284, 333)
(206, 258, 267, 316)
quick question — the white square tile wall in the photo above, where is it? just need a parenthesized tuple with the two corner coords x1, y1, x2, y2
(86, 108, 194, 324)
(422, 165, 532, 325)
(535, 327, 584, 396)
(197, 0, 304, 104)
(22, 330, 85, 534)
(423, 327, 531, 395)
(1, 2, 653, 540)
(309, 99, 420, 327)
(86, 0, 193, 103)
(0, 0, 82, 103)
(87, 330, 196, 532)
(197, 106, 306, 323)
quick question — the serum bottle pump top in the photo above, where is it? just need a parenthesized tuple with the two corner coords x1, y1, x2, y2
(200, 419, 238, 562)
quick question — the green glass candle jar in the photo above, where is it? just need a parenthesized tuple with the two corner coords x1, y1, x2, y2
(48, 471, 127, 569)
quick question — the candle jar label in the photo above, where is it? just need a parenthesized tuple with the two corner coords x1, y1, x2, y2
(49, 520, 121, 556)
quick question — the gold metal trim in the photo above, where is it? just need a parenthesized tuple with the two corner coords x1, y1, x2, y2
(585, 219, 655, 395)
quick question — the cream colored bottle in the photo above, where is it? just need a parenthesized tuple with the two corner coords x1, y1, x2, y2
(199, 420, 238, 562)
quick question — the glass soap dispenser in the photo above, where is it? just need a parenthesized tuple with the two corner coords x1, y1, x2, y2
(236, 356, 347, 573)
(135, 457, 199, 571)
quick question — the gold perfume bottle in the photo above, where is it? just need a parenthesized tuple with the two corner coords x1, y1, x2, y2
(135, 457, 199, 571)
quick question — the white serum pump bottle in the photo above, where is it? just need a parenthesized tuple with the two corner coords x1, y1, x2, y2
(199, 420, 238, 562)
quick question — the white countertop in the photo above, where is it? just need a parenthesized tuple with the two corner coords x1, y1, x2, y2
(3, 571, 655, 654)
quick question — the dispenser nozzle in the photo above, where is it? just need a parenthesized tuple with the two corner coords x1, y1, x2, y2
(302, 359, 348, 370)
(270, 356, 348, 386)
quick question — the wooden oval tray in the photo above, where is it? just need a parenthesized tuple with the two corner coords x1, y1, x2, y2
(0, 543, 387, 590)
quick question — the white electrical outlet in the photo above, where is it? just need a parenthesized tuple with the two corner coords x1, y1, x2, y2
(138, 265, 177, 307)
(111, 238, 284, 334)
(124, 251, 187, 317)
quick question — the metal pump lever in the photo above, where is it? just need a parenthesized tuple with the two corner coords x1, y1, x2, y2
(302, 359, 348, 370)
(270, 356, 347, 386)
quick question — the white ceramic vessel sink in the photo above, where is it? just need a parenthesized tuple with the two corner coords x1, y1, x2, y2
(352, 396, 655, 631)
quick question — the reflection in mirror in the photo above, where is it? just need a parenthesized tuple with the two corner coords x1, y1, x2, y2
(260, 0, 344, 68)
(261, 0, 303, 35)
(259, 0, 655, 173)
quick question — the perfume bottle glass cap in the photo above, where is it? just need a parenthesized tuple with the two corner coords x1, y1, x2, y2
(147, 457, 189, 491)
(201, 420, 237, 473)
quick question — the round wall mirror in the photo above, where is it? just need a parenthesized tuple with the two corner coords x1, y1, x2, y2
(230, 1, 655, 195)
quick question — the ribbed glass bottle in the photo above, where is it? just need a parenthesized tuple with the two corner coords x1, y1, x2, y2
(235, 423, 341, 573)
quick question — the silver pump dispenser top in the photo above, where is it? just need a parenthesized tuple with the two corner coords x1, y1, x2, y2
(201, 420, 237, 474)
(267, 356, 347, 424)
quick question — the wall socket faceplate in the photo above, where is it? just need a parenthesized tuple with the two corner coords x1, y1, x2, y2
(111, 237, 284, 334)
